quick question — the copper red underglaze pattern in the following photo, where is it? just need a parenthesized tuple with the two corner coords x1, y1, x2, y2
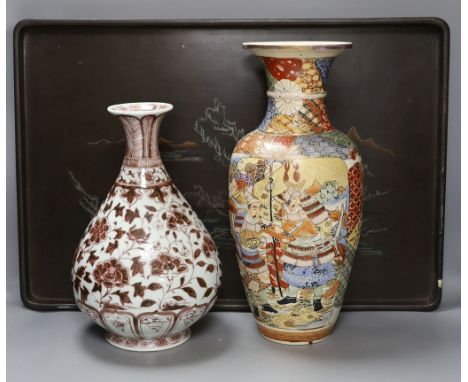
(229, 44, 363, 344)
(72, 103, 221, 351)
(105, 328, 191, 351)
(119, 115, 163, 167)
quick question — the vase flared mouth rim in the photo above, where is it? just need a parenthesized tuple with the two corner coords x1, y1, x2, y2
(242, 41, 352, 58)
(107, 102, 173, 117)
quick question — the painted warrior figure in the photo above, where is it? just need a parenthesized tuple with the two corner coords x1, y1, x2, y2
(280, 187, 320, 239)
(270, 177, 344, 311)
(238, 199, 267, 271)
(281, 238, 337, 311)
(234, 198, 279, 314)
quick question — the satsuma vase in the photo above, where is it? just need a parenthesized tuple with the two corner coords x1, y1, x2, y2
(228, 42, 363, 344)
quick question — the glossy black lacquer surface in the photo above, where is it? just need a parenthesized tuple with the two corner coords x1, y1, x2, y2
(14, 19, 448, 311)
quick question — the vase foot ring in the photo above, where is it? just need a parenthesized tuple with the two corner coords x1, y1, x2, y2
(105, 329, 191, 352)
(256, 322, 334, 345)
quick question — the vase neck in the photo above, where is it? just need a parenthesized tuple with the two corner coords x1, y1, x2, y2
(113, 114, 173, 188)
(258, 56, 336, 135)
(107, 102, 174, 188)
(118, 114, 165, 167)
(107, 102, 173, 169)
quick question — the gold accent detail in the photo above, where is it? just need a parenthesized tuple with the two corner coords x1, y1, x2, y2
(267, 90, 327, 99)
(256, 321, 334, 344)
(347, 222, 361, 249)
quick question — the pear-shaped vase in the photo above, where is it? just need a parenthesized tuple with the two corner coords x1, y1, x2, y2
(72, 102, 221, 351)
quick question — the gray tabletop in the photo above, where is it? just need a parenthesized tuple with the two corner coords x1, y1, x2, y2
(7, 278, 460, 382)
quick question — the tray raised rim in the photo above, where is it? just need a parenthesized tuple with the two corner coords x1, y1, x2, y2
(14, 17, 449, 312)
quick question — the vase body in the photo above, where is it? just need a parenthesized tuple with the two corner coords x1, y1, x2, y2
(72, 102, 221, 351)
(228, 42, 363, 344)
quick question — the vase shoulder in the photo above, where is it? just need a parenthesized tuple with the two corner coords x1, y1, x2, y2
(232, 128, 360, 164)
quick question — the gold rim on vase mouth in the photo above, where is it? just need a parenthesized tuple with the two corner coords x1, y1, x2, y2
(242, 41, 353, 51)
(242, 41, 353, 58)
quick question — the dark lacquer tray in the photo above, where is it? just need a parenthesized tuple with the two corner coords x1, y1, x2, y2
(14, 18, 448, 311)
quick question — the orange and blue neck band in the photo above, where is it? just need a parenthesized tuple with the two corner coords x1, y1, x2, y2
(259, 56, 335, 135)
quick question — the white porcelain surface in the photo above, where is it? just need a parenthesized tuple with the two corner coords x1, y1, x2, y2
(72, 102, 221, 351)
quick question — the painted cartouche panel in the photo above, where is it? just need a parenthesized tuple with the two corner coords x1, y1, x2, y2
(229, 42, 363, 343)
(229, 135, 362, 333)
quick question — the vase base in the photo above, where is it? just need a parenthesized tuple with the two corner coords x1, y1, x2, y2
(256, 321, 334, 345)
(105, 329, 191, 352)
